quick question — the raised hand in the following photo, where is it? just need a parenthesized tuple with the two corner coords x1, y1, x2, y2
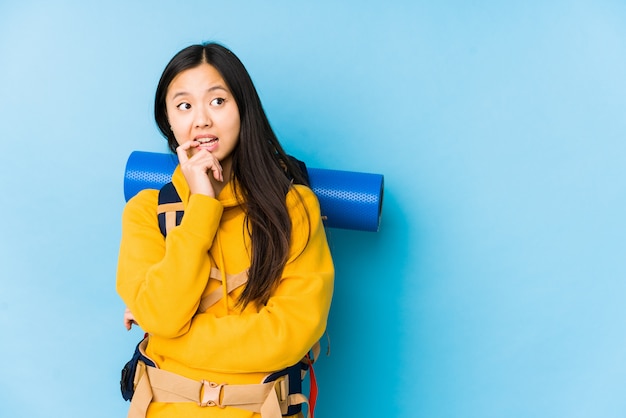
(176, 140, 223, 198)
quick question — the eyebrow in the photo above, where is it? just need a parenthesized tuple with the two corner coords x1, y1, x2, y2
(169, 85, 229, 101)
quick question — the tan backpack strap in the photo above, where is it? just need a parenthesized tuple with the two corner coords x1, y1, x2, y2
(128, 365, 284, 418)
(148, 367, 204, 403)
(219, 379, 282, 416)
(156, 202, 184, 235)
(287, 393, 309, 412)
(126, 338, 311, 418)
(127, 363, 153, 418)
(198, 268, 249, 313)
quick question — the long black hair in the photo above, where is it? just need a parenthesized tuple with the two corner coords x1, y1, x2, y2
(154, 43, 309, 308)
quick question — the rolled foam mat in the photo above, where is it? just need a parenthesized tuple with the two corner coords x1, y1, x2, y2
(124, 151, 383, 231)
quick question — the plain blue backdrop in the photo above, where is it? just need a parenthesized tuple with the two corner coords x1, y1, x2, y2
(1, 1, 625, 417)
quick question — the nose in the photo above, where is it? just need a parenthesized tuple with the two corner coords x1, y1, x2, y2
(194, 104, 212, 128)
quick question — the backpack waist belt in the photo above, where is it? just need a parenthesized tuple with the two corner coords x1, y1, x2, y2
(129, 360, 308, 418)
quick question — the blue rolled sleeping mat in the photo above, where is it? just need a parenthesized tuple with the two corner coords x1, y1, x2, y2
(124, 151, 384, 232)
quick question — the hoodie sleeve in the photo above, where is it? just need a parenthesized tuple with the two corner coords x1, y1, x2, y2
(116, 189, 224, 338)
(159, 185, 335, 373)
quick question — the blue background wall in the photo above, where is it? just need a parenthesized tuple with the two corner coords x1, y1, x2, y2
(1, 1, 625, 417)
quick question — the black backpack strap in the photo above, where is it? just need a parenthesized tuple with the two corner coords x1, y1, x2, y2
(157, 182, 184, 237)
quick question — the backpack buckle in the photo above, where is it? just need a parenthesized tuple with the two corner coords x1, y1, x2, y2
(199, 380, 226, 408)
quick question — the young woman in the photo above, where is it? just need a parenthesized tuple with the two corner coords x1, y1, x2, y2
(116, 43, 334, 418)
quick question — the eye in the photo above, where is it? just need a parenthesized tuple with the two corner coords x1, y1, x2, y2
(176, 102, 191, 110)
(210, 97, 225, 106)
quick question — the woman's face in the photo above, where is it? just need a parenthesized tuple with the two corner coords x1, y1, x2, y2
(165, 63, 241, 163)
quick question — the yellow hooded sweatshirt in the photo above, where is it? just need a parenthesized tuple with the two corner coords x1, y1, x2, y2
(116, 166, 334, 418)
